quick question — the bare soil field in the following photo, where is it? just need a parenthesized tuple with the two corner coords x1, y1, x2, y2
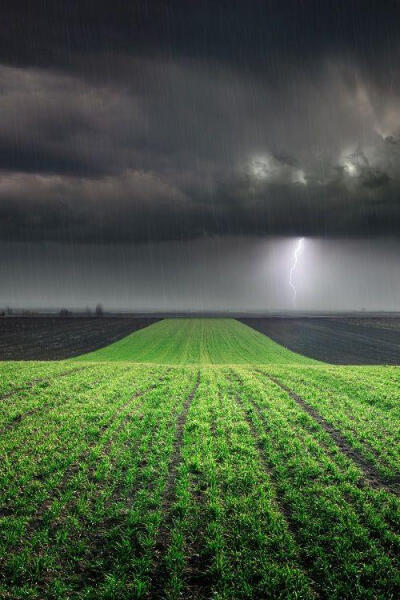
(0, 317, 159, 360)
(240, 317, 400, 364)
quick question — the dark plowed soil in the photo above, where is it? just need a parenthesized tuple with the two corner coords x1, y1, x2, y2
(0, 317, 160, 360)
(240, 317, 400, 364)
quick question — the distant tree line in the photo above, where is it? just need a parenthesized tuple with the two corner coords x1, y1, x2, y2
(0, 304, 105, 317)
(59, 303, 104, 317)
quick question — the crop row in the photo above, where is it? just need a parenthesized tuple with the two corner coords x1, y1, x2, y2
(0, 365, 198, 598)
(1, 363, 399, 599)
(262, 365, 400, 480)
(0, 364, 165, 532)
(229, 367, 400, 599)
(0, 363, 126, 434)
(155, 367, 316, 600)
(0, 360, 93, 397)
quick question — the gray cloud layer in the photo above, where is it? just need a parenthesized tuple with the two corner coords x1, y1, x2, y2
(1, 1, 400, 242)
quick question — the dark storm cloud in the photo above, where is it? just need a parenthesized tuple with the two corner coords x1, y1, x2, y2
(2, 1, 399, 73)
(1, 1, 400, 243)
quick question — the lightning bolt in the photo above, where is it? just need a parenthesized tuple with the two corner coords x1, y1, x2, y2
(289, 237, 304, 308)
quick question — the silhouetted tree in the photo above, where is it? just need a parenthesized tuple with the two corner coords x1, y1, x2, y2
(95, 303, 104, 317)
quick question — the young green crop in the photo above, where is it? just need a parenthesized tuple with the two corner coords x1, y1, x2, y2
(158, 368, 316, 599)
(228, 367, 400, 599)
(263, 364, 400, 480)
(0, 360, 91, 396)
(78, 318, 317, 365)
(1, 318, 400, 599)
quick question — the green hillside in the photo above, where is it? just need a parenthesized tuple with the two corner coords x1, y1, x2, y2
(78, 318, 317, 364)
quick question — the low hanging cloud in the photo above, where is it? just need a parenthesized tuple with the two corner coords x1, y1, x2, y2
(0, 169, 196, 242)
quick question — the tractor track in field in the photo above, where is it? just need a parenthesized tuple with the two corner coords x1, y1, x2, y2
(181, 483, 213, 600)
(168, 392, 220, 600)
(263, 373, 400, 495)
(277, 375, 399, 462)
(0, 364, 95, 402)
(149, 371, 201, 600)
(229, 371, 320, 599)
(289, 378, 398, 469)
(239, 370, 400, 556)
(178, 395, 220, 600)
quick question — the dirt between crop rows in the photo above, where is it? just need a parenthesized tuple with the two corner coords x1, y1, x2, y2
(0, 317, 160, 360)
(240, 317, 400, 364)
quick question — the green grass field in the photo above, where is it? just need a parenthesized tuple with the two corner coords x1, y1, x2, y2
(78, 318, 318, 364)
(1, 319, 399, 599)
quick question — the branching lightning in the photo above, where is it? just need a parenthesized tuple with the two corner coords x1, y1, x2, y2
(289, 237, 304, 308)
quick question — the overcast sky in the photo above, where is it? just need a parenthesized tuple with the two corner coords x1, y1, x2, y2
(1, 1, 400, 311)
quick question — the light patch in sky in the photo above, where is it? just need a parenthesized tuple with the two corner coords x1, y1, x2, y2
(340, 147, 360, 177)
(249, 155, 273, 179)
(343, 160, 357, 176)
(293, 169, 307, 184)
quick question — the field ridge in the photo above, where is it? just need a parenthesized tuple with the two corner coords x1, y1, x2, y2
(79, 318, 317, 365)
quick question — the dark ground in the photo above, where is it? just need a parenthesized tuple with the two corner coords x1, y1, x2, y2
(240, 317, 400, 364)
(2, 316, 400, 364)
(0, 317, 159, 360)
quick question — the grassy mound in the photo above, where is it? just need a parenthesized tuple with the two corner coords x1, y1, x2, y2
(78, 318, 317, 364)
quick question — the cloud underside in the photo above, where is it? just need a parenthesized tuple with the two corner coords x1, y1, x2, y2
(1, 1, 400, 242)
